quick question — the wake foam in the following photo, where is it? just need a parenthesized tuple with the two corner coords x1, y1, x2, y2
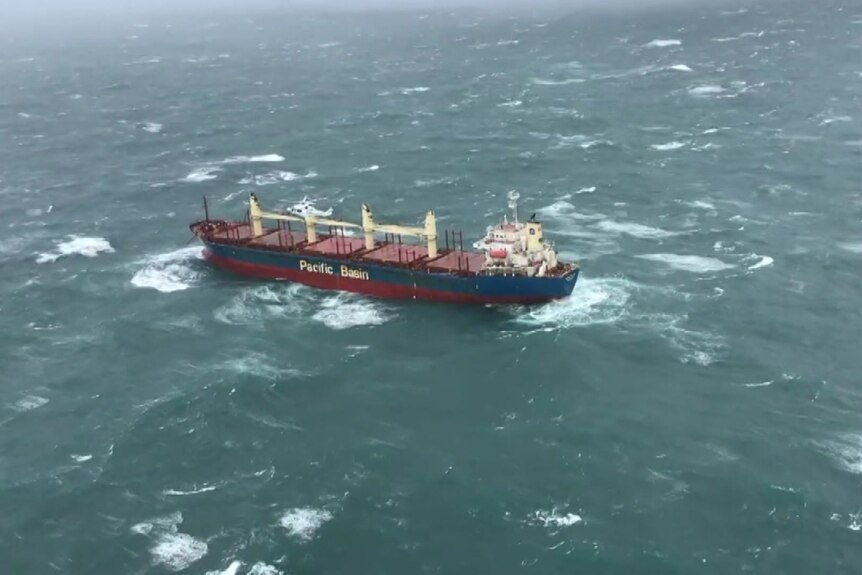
(215, 285, 308, 325)
(312, 293, 390, 330)
(280, 507, 333, 541)
(36, 236, 114, 263)
(131, 246, 203, 293)
(636, 253, 734, 273)
(215, 285, 391, 329)
(510, 277, 632, 332)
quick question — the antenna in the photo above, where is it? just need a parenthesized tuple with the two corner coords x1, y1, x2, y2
(507, 190, 520, 224)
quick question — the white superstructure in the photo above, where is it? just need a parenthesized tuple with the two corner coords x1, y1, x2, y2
(473, 191, 560, 277)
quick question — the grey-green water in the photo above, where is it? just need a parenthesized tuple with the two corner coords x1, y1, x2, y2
(2, 2, 862, 573)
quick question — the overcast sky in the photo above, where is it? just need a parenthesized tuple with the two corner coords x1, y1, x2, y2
(1, 0, 762, 38)
(7, 0, 758, 15)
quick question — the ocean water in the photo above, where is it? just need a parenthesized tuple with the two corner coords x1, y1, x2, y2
(2, 1, 862, 573)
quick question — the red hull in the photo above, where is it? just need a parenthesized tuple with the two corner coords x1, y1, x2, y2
(205, 251, 550, 304)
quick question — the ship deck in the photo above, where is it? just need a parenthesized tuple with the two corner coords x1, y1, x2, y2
(196, 221, 485, 275)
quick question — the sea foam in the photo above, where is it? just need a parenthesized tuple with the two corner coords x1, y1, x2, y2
(636, 253, 734, 273)
(512, 277, 632, 332)
(131, 511, 207, 572)
(596, 220, 679, 240)
(280, 507, 333, 541)
(131, 246, 203, 293)
(312, 294, 391, 330)
(36, 236, 114, 263)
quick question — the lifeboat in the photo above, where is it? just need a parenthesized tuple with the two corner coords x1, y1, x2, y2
(489, 246, 508, 259)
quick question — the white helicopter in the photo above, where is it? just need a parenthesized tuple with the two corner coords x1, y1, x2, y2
(285, 196, 333, 218)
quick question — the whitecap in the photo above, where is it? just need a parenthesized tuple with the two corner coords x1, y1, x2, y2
(164, 485, 218, 496)
(221, 154, 285, 164)
(511, 277, 632, 332)
(531, 77, 584, 86)
(820, 434, 862, 474)
(312, 294, 390, 330)
(575, 186, 596, 194)
(743, 380, 773, 388)
(71, 454, 93, 462)
(249, 563, 283, 575)
(206, 561, 242, 575)
(636, 253, 734, 273)
(142, 122, 163, 133)
(684, 200, 716, 210)
(239, 171, 305, 186)
(131, 511, 207, 571)
(536, 201, 603, 221)
(532, 507, 582, 528)
(837, 241, 862, 254)
(596, 220, 679, 240)
(669, 64, 693, 72)
(818, 115, 852, 126)
(36, 236, 114, 263)
(131, 246, 203, 293)
(12, 395, 49, 412)
(747, 255, 774, 270)
(400, 86, 430, 94)
(221, 353, 302, 380)
(498, 100, 522, 107)
(151, 532, 208, 571)
(357, 164, 380, 172)
(580, 139, 613, 149)
(280, 507, 333, 541)
(689, 85, 725, 96)
(651, 141, 687, 151)
(183, 167, 221, 183)
(651, 314, 724, 365)
(645, 39, 681, 48)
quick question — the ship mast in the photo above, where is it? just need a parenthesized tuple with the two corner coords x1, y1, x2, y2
(507, 191, 520, 224)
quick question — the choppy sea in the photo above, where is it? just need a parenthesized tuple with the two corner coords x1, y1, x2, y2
(2, 1, 862, 573)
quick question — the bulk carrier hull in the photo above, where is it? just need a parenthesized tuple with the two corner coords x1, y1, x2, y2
(202, 240, 578, 304)
(190, 192, 579, 305)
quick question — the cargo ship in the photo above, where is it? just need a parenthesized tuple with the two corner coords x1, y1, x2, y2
(189, 191, 579, 304)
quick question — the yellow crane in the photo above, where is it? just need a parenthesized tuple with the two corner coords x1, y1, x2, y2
(248, 193, 438, 258)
